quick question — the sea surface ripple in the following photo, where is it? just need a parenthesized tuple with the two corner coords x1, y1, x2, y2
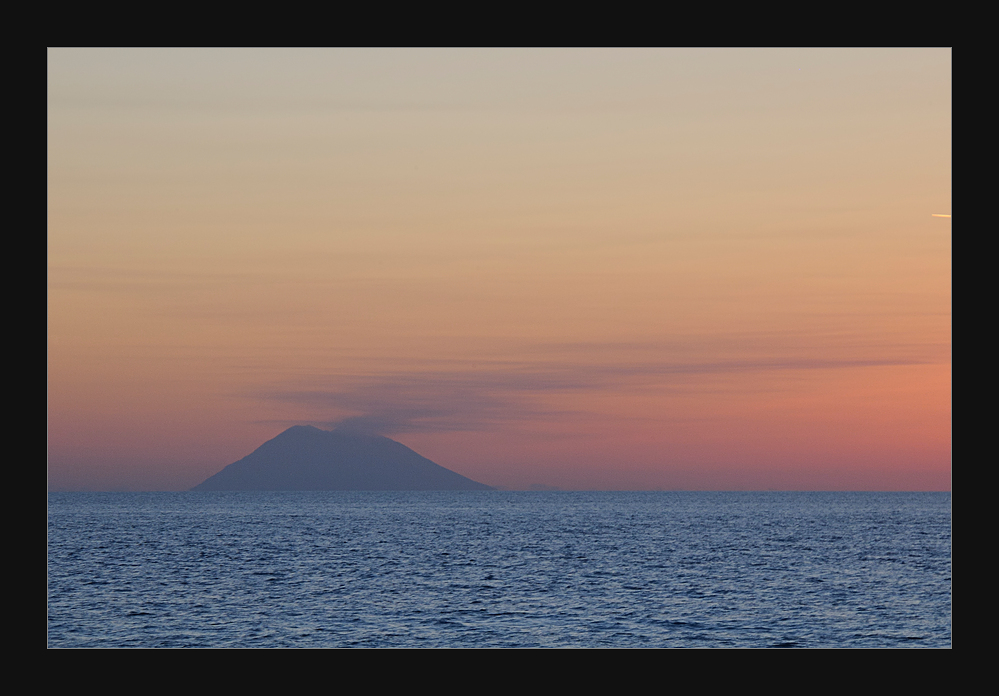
(47, 491, 951, 648)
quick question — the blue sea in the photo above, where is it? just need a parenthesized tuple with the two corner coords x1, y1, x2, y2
(47, 491, 951, 648)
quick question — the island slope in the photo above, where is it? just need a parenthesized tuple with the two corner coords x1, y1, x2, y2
(192, 425, 492, 491)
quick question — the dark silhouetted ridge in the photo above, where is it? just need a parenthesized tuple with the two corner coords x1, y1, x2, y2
(192, 425, 492, 491)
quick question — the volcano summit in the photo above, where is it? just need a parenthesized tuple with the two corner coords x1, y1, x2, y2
(192, 425, 492, 491)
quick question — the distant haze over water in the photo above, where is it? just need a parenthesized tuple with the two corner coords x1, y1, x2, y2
(48, 49, 950, 493)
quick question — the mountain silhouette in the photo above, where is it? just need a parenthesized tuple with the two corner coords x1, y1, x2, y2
(192, 425, 492, 491)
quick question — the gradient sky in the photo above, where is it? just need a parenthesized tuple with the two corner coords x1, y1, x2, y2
(48, 48, 951, 491)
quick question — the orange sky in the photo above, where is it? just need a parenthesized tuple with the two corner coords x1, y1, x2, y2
(48, 49, 950, 490)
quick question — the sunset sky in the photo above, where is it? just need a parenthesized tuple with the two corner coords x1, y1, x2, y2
(48, 48, 951, 491)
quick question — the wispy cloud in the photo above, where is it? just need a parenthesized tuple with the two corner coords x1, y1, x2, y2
(261, 337, 947, 435)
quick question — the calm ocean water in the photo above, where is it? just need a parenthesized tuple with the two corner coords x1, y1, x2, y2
(48, 491, 950, 648)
